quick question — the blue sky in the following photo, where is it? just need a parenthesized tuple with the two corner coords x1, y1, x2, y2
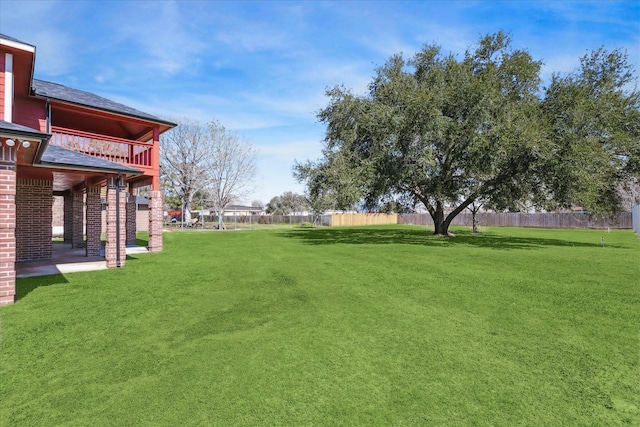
(1, 0, 639, 204)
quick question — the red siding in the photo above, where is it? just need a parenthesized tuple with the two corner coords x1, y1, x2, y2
(13, 96, 46, 131)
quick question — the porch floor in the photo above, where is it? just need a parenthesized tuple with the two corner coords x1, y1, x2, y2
(16, 243, 149, 278)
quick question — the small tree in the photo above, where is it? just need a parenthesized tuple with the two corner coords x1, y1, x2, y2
(162, 119, 258, 228)
(161, 119, 209, 224)
(203, 121, 257, 230)
(293, 152, 361, 213)
(266, 192, 309, 225)
(466, 200, 484, 234)
(251, 199, 265, 212)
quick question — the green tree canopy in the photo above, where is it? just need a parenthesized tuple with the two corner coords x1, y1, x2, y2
(266, 192, 309, 215)
(540, 47, 640, 215)
(295, 31, 640, 235)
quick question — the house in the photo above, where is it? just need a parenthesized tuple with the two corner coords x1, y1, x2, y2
(193, 205, 265, 218)
(0, 34, 176, 305)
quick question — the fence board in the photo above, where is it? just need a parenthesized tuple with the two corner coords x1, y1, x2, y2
(633, 205, 640, 235)
(398, 212, 632, 229)
(331, 213, 398, 226)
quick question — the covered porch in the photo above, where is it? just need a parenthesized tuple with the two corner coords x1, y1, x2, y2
(0, 120, 165, 305)
(16, 243, 150, 278)
(18, 141, 161, 266)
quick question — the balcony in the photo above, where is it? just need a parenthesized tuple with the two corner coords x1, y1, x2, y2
(49, 126, 156, 171)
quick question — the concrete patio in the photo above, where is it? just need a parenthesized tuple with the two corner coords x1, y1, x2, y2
(16, 243, 149, 278)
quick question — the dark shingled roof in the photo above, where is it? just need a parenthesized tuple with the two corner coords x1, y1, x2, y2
(32, 79, 175, 126)
(0, 120, 50, 140)
(0, 33, 35, 49)
(40, 144, 143, 174)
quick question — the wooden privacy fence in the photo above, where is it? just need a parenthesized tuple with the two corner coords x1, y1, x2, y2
(633, 205, 640, 235)
(399, 212, 633, 229)
(331, 213, 398, 227)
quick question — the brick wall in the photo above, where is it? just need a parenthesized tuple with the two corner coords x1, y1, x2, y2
(148, 190, 163, 252)
(0, 168, 16, 305)
(52, 195, 64, 227)
(101, 201, 149, 232)
(126, 195, 136, 245)
(105, 178, 126, 267)
(86, 187, 101, 257)
(16, 178, 52, 261)
(72, 192, 84, 248)
(63, 194, 73, 243)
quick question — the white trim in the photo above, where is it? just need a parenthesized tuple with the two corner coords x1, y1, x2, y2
(4, 53, 13, 122)
(0, 38, 36, 53)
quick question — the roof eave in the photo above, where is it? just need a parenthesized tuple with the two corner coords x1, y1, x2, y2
(0, 36, 36, 53)
(0, 128, 49, 141)
(35, 162, 143, 176)
(31, 93, 177, 129)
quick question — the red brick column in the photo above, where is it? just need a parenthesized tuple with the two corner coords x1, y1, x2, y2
(0, 168, 16, 305)
(16, 179, 53, 261)
(72, 191, 84, 248)
(85, 186, 102, 257)
(105, 178, 126, 268)
(148, 190, 163, 252)
(126, 192, 137, 246)
(63, 193, 73, 244)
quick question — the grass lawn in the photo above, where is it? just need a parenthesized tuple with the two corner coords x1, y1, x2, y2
(1, 226, 639, 426)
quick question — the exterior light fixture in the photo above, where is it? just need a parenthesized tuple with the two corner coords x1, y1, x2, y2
(21, 140, 31, 148)
(5, 139, 15, 147)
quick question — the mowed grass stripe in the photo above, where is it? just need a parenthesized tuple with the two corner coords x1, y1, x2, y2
(1, 226, 638, 426)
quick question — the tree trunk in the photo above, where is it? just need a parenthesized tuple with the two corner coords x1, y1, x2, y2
(183, 193, 194, 224)
(436, 197, 477, 236)
(471, 209, 478, 233)
(182, 207, 191, 225)
(217, 208, 223, 230)
(431, 202, 450, 236)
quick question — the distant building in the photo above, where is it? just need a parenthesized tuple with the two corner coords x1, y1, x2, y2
(193, 205, 264, 217)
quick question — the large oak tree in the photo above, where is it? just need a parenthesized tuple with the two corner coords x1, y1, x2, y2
(296, 32, 639, 235)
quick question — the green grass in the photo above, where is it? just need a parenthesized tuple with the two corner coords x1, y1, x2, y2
(1, 226, 639, 426)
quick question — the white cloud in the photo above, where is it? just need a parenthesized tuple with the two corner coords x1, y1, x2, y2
(0, 1, 77, 76)
(214, 24, 291, 53)
(105, 1, 208, 76)
(256, 138, 323, 162)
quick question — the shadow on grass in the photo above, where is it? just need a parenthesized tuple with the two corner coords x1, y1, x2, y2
(16, 274, 69, 301)
(16, 255, 143, 302)
(279, 227, 606, 250)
